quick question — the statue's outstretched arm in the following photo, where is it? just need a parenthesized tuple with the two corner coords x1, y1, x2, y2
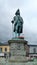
(11, 16, 16, 24)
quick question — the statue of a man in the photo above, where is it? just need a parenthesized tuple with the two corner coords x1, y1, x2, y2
(11, 9, 23, 37)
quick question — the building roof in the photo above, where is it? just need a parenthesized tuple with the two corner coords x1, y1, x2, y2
(28, 44, 37, 46)
(0, 42, 9, 46)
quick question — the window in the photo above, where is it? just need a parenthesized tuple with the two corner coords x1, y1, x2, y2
(33, 48, 36, 53)
(0, 48, 2, 52)
(5, 48, 7, 52)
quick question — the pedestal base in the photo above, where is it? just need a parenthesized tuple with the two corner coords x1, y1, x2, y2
(9, 56, 28, 62)
(8, 38, 28, 62)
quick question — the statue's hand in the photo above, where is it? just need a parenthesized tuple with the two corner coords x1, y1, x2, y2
(11, 20, 14, 23)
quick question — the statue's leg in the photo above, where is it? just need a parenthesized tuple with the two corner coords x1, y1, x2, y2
(18, 33, 20, 37)
(15, 31, 17, 37)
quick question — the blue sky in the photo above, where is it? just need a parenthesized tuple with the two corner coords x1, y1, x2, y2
(0, 0, 37, 44)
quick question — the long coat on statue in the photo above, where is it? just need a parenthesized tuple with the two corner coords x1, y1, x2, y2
(11, 9, 23, 34)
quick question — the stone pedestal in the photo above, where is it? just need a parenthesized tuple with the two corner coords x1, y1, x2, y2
(8, 38, 28, 62)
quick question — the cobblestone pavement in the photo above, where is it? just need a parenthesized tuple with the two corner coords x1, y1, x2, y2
(0, 58, 37, 65)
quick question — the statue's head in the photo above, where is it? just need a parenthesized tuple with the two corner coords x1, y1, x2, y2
(15, 9, 20, 16)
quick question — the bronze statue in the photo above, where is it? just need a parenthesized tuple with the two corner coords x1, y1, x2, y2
(11, 9, 23, 37)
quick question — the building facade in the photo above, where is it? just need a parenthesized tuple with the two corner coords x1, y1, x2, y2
(28, 44, 37, 57)
(0, 43, 10, 57)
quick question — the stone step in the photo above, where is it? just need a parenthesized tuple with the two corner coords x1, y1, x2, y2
(9, 56, 28, 62)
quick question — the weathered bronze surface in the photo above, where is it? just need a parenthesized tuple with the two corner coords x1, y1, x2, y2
(11, 9, 23, 37)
